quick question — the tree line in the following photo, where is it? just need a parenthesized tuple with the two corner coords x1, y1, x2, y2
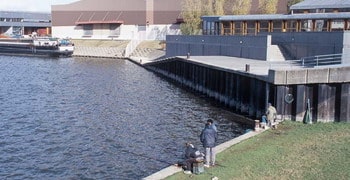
(180, 0, 304, 35)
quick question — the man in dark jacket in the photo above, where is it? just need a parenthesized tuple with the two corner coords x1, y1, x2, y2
(182, 143, 204, 174)
(200, 121, 218, 167)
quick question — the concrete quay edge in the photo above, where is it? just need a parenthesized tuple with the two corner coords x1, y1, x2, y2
(142, 129, 266, 180)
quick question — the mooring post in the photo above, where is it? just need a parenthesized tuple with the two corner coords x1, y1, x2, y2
(245, 64, 250, 72)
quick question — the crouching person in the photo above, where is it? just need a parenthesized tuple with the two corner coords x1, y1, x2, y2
(182, 142, 204, 174)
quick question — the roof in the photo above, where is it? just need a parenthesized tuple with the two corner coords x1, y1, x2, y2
(290, 0, 350, 10)
(0, 22, 51, 27)
(0, 11, 51, 21)
(52, 0, 183, 25)
(52, 0, 181, 11)
(205, 12, 350, 21)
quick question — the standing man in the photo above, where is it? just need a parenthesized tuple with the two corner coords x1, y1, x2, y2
(200, 120, 218, 168)
(266, 103, 277, 127)
(207, 119, 217, 132)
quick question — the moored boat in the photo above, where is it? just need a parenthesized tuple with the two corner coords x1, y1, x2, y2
(0, 37, 74, 57)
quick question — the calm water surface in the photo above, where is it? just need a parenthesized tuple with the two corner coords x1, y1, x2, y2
(0, 56, 246, 179)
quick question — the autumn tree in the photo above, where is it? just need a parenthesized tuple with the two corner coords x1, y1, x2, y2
(202, 0, 225, 15)
(180, 0, 203, 35)
(214, 0, 225, 15)
(180, 0, 226, 35)
(259, 0, 279, 14)
(232, 0, 252, 15)
(203, 0, 214, 15)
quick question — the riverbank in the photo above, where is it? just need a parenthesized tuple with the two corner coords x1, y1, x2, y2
(143, 127, 267, 180)
(165, 121, 350, 180)
(72, 39, 166, 60)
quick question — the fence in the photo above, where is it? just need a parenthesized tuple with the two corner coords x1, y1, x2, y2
(301, 53, 345, 67)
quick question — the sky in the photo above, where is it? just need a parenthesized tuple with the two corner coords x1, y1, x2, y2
(0, 0, 80, 12)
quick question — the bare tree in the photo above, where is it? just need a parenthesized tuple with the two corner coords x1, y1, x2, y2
(232, 0, 252, 15)
(180, 0, 227, 35)
(259, 0, 279, 14)
(214, 0, 226, 15)
(203, 0, 214, 15)
(180, 0, 203, 35)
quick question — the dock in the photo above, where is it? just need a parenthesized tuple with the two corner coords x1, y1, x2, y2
(143, 56, 350, 123)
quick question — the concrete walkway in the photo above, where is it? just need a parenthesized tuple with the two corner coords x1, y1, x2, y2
(143, 128, 267, 180)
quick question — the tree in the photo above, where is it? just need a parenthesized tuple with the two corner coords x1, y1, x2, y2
(202, 0, 226, 15)
(180, 0, 203, 35)
(232, 0, 252, 15)
(259, 0, 279, 14)
(203, 0, 214, 15)
(180, 0, 226, 35)
(214, 0, 225, 15)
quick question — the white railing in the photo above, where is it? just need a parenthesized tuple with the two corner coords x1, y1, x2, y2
(301, 53, 343, 67)
(124, 39, 141, 57)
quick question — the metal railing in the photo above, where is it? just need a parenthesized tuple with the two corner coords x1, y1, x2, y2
(300, 53, 344, 67)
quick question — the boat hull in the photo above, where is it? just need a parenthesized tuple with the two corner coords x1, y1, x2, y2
(0, 38, 74, 57)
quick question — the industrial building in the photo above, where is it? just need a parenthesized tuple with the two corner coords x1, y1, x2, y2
(51, 0, 290, 40)
(0, 11, 51, 37)
(51, 0, 184, 40)
(202, 0, 350, 35)
(161, 0, 350, 122)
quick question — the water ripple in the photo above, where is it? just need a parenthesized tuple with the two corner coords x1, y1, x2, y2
(0, 56, 246, 179)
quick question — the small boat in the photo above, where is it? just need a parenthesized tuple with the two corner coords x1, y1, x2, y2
(0, 37, 74, 57)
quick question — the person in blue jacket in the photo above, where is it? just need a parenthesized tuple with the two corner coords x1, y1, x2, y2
(200, 121, 218, 168)
(207, 119, 217, 132)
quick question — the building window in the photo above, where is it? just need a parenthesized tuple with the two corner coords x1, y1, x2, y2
(13, 26, 22, 36)
(83, 24, 93, 36)
(246, 21, 255, 34)
(110, 24, 120, 36)
(302, 19, 313, 31)
(332, 20, 345, 31)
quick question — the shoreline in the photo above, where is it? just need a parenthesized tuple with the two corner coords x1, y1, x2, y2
(143, 128, 267, 180)
(71, 39, 166, 61)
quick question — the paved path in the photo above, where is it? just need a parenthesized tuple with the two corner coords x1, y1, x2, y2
(176, 56, 303, 76)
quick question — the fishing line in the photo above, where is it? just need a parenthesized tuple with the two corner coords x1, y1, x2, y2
(119, 148, 176, 166)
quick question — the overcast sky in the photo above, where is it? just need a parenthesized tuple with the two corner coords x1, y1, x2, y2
(0, 0, 79, 12)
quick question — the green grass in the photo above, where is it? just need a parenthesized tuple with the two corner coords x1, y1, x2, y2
(166, 121, 350, 180)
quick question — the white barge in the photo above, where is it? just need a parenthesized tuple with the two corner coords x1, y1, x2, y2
(0, 37, 74, 57)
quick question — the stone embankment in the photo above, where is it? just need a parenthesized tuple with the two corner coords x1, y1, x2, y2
(72, 39, 166, 61)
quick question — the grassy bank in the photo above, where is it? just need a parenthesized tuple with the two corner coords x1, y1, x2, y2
(167, 121, 350, 180)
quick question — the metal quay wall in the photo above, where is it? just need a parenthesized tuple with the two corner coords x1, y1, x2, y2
(166, 35, 269, 60)
(145, 58, 350, 123)
(166, 32, 346, 61)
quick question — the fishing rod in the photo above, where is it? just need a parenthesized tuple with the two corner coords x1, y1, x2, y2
(119, 148, 177, 166)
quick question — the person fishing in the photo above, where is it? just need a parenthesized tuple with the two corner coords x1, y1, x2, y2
(179, 142, 204, 174)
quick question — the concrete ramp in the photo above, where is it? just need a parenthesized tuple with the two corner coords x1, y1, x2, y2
(267, 45, 285, 61)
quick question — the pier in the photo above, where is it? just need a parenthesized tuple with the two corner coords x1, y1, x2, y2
(144, 56, 350, 123)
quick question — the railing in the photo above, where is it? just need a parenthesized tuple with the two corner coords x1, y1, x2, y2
(124, 39, 141, 58)
(300, 53, 344, 67)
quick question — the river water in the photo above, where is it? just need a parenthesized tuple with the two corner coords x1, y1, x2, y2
(0, 55, 247, 179)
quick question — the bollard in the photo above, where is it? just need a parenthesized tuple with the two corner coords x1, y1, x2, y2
(254, 120, 260, 131)
(245, 64, 250, 72)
